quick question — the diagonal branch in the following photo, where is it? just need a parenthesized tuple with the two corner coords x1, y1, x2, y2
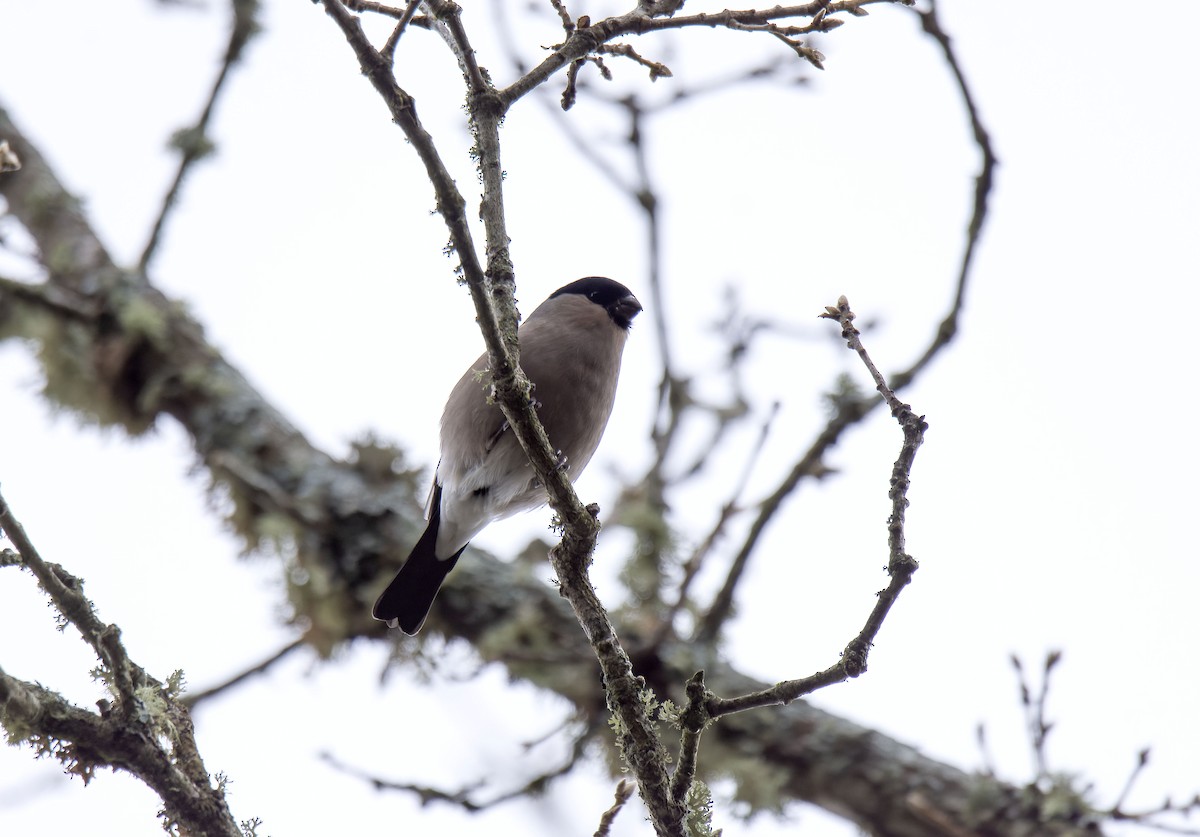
(0, 488, 245, 836)
(648, 402, 779, 648)
(183, 638, 307, 709)
(0, 101, 418, 645)
(138, 0, 262, 273)
(380, 0, 424, 64)
(320, 718, 596, 811)
(317, 6, 685, 833)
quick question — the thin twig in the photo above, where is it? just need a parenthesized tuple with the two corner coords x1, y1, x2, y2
(343, 0, 401, 16)
(183, 638, 306, 708)
(1109, 793, 1200, 836)
(597, 43, 673, 79)
(381, 0, 424, 65)
(1012, 649, 1061, 782)
(318, 0, 501, 356)
(138, 0, 261, 274)
(975, 722, 998, 778)
(819, 295, 925, 663)
(695, 408, 845, 644)
(1112, 747, 1151, 813)
(648, 402, 778, 648)
(321, 722, 595, 810)
(892, 0, 997, 390)
(548, 0, 574, 33)
(498, 0, 909, 106)
(695, 297, 925, 718)
(668, 671, 708, 805)
(0, 488, 126, 683)
(424, 0, 489, 93)
(617, 95, 680, 613)
(561, 58, 584, 110)
(322, 750, 488, 810)
(594, 780, 635, 837)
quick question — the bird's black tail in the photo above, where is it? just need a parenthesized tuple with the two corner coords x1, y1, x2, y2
(372, 486, 466, 635)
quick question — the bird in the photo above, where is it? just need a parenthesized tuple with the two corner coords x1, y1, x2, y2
(373, 276, 642, 634)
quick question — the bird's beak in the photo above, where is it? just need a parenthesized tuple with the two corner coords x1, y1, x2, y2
(611, 293, 643, 328)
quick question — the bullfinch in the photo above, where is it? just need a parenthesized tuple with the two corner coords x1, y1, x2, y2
(373, 277, 642, 634)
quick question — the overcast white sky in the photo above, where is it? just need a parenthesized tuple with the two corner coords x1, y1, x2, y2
(2, 1, 1199, 835)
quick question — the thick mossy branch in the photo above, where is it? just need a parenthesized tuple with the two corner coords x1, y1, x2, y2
(0, 105, 420, 651)
(0, 490, 244, 836)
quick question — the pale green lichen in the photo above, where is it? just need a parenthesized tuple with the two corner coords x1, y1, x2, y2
(684, 779, 723, 837)
(116, 293, 169, 346)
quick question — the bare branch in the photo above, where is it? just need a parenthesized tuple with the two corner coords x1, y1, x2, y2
(892, 0, 998, 390)
(183, 638, 307, 709)
(561, 58, 584, 110)
(381, 0, 424, 65)
(691, 296, 925, 718)
(343, 0, 430, 24)
(320, 723, 595, 811)
(138, 0, 262, 273)
(499, 1, 912, 106)
(695, 409, 844, 643)
(424, 0, 489, 93)
(0, 489, 128, 683)
(975, 722, 998, 778)
(0, 488, 245, 836)
(1113, 747, 1152, 814)
(1011, 649, 1062, 782)
(548, 0, 574, 33)
(648, 402, 778, 648)
(319, 0, 491, 298)
(594, 780, 636, 837)
(1109, 787, 1200, 836)
(317, 7, 685, 833)
(596, 42, 673, 80)
(668, 671, 708, 805)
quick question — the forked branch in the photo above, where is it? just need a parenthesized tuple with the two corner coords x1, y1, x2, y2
(0, 489, 245, 836)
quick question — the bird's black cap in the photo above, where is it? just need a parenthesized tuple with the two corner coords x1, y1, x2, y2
(551, 277, 642, 330)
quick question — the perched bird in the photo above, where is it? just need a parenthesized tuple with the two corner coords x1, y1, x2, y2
(373, 277, 642, 634)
